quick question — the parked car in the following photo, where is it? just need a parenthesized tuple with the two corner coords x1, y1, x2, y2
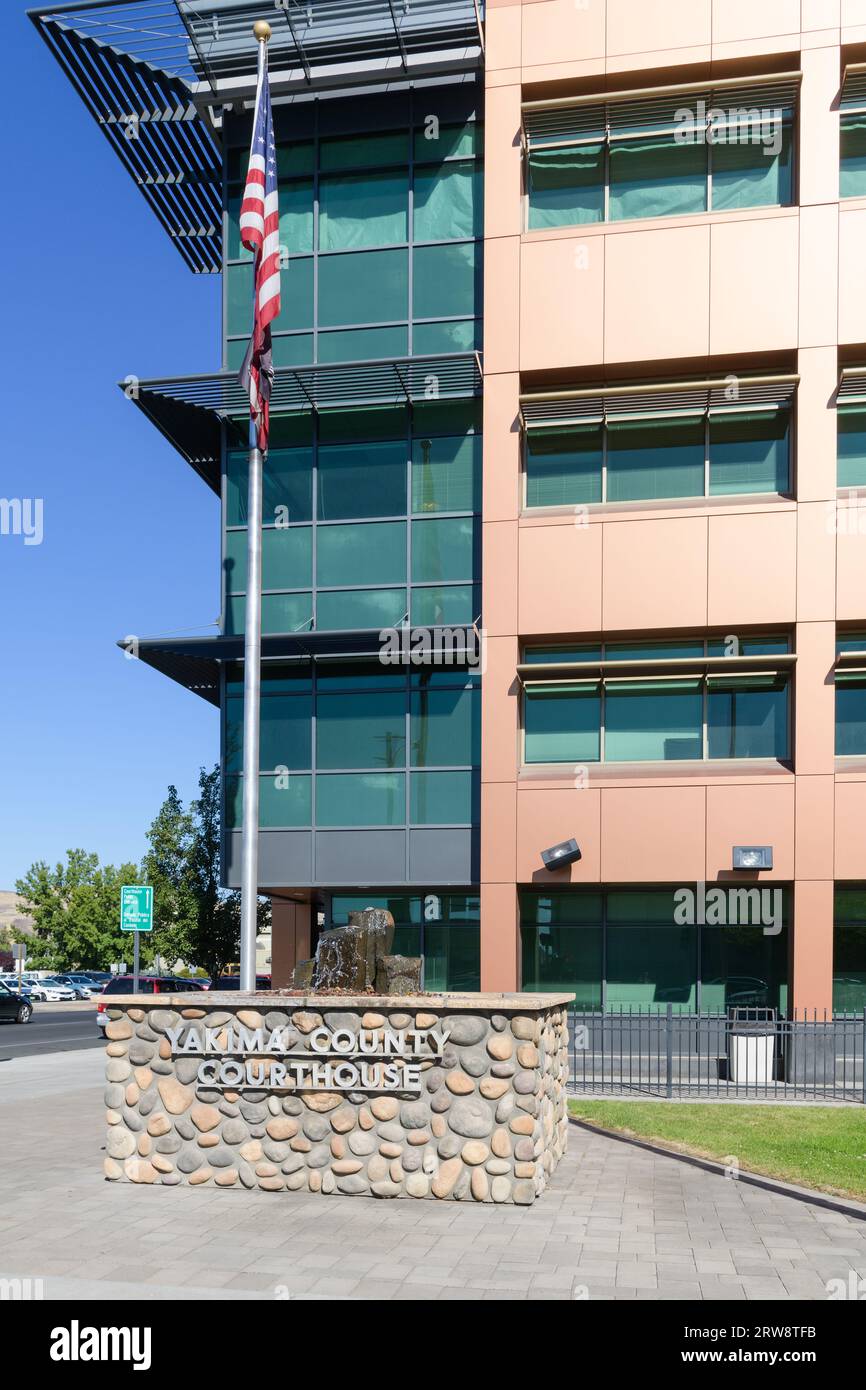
(0, 980, 33, 1023)
(28, 980, 75, 1002)
(96, 975, 207, 1033)
(216, 974, 272, 991)
(0, 975, 33, 1000)
(51, 975, 93, 999)
(37, 977, 80, 1001)
(82, 972, 111, 991)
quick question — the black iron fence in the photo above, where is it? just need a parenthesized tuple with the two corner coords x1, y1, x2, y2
(567, 1007, 866, 1103)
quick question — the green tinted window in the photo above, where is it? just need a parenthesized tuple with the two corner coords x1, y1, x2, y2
(316, 773, 405, 825)
(701, 919, 789, 1013)
(226, 692, 314, 774)
(234, 256, 312, 333)
(320, 131, 409, 170)
(224, 526, 312, 594)
(276, 142, 314, 179)
(412, 434, 480, 513)
(411, 517, 475, 582)
(836, 677, 866, 755)
(226, 592, 313, 636)
(317, 692, 406, 769)
(605, 680, 703, 761)
(319, 407, 406, 443)
(226, 448, 313, 528)
(524, 686, 601, 763)
(606, 640, 703, 661)
(316, 588, 407, 630)
(413, 243, 478, 319)
(521, 924, 603, 1007)
(412, 320, 479, 354)
(414, 122, 481, 162)
(423, 924, 480, 992)
(410, 687, 478, 766)
(840, 113, 866, 198)
(609, 136, 706, 220)
(318, 248, 408, 326)
(527, 145, 605, 229)
(318, 440, 407, 520)
(225, 773, 311, 828)
(319, 171, 408, 250)
(711, 124, 792, 210)
(834, 887, 866, 1012)
(707, 677, 788, 759)
(525, 425, 603, 507)
(317, 326, 408, 362)
(410, 584, 477, 626)
(226, 180, 315, 259)
(277, 181, 314, 254)
(317, 520, 406, 587)
(606, 416, 705, 502)
(271, 334, 314, 368)
(709, 409, 790, 495)
(410, 770, 474, 824)
(414, 162, 480, 241)
(838, 407, 866, 488)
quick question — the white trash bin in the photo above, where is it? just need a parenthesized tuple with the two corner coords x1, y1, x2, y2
(729, 1027, 775, 1084)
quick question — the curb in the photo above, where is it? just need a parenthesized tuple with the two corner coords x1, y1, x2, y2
(568, 1115, 866, 1223)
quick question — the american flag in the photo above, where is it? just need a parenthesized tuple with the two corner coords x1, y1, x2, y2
(238, 40, 281, 452)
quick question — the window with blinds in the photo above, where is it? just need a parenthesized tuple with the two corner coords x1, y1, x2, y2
(522, 75, 799, 231)
(521, 637, 793, 766)
(520, 374, 797, 508)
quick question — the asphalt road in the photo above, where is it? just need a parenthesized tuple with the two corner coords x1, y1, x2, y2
(0, 1002, 101, 1060)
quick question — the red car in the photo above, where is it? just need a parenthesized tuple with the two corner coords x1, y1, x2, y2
(96, 974, 207, 1033)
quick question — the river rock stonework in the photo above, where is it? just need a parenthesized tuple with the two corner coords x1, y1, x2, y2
(102, 992, 572, 1203)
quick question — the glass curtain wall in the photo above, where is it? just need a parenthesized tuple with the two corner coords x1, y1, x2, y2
(521, 887, 790, 1013)
(224, 661, 480, 832)
(222, 400, 481, 634)
(224, 86, 483, 366)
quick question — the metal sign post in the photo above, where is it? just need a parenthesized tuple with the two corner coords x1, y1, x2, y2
(120, 885, 153, 993)
(12, 941, 25, 993)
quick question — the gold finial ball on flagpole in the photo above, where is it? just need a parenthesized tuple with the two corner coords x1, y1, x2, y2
(253, 20, 271, 41)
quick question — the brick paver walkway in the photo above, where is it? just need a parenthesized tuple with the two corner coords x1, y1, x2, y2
(2, 1049, 865, 1300)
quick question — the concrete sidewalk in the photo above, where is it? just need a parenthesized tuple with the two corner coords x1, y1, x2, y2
(1, 1049, 865, 1301)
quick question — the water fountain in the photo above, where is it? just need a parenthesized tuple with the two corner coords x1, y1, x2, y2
(290, 907, 422, 995)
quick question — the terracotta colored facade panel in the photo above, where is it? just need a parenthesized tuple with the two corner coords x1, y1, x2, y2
(479, 2, 865, 1012)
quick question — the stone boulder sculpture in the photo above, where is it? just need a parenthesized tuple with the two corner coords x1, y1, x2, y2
(292, 907, 417, 992)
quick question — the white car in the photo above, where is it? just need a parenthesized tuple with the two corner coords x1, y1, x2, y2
(29, 980, 76, 1002)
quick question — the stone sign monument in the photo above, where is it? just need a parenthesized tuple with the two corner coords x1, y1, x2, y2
(102, 908, 572, 1204)
(104, 992, 572, 1202)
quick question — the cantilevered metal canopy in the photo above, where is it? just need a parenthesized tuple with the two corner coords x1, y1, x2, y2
(122, 351, 484, 491)
(121, 627, 480, 702)
(29, 0, 484, 270)
(29, 3, 223, 272)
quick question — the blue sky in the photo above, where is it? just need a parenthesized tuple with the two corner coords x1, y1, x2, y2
(0, 14, 224, 888)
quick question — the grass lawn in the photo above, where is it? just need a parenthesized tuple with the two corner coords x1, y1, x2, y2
(568, 1099, 866, 1201)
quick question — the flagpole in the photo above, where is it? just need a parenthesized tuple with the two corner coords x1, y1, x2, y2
(239, 19, 271, 995)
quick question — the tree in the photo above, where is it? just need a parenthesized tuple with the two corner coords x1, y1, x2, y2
(141, 786, 197, 971)
(183, 765, 268, 981)
(15, 851, 141, 970)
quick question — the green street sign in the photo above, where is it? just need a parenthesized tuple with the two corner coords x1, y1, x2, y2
(120, 884, 153, 933)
